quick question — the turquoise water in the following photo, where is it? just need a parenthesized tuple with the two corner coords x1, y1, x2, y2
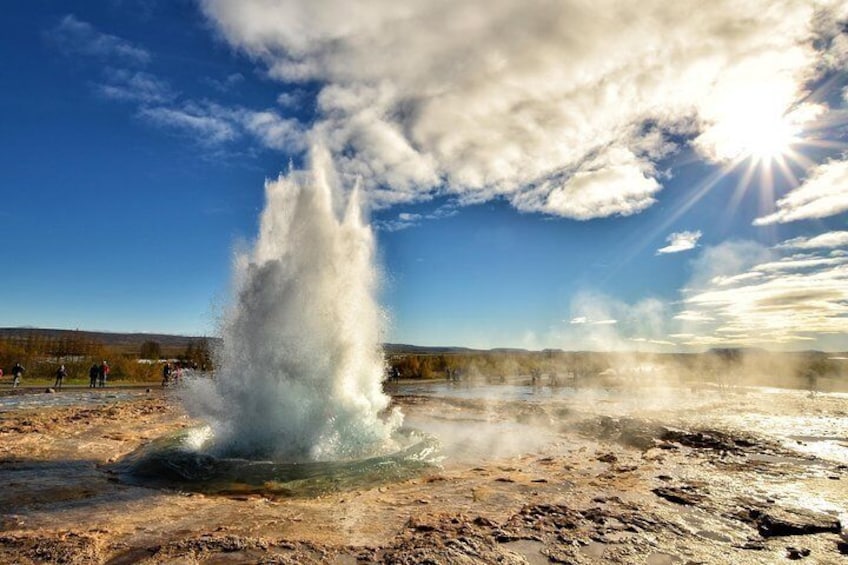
(112, 426, 440, 497)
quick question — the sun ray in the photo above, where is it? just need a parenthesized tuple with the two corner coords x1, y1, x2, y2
(720, 158, 759, 232)
(774, 154, 800, 189)
(797, 138, 848, 152)
(600, 92, 841, 283)
(600, 155, 745, 285)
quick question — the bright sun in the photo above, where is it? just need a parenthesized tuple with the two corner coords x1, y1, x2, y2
(732, 112, 799, 163)
(698, 88, 812, 166)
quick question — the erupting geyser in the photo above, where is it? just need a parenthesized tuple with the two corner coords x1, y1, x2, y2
(182, 147, 403, 462)
(115, 148, 436, 494)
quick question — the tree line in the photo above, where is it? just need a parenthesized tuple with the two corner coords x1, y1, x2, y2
(0, 332, 214, 382)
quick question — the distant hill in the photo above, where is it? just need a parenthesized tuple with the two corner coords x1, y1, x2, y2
(383, 343, 477, 355)
(2, 329, 845, 359)
(0, 327, 217, 354)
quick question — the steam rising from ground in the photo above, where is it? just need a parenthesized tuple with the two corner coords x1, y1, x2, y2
(183, 148, 402, 461)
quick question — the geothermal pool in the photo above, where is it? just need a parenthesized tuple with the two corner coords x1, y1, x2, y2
(1, 380, 846, 564)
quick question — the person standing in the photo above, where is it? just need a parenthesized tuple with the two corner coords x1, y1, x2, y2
(89, 363, 99, 388)
(162, 362, 172, 388)
(11, 362, 24, 388)
(98, 361, 110, 388)
(54, 364, 67, 389)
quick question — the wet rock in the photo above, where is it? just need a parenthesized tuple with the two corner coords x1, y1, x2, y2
(652, 485, 706, 506)
(785, 546, 811, 559)
(384, 513, 528, 564)
(660, 428, 758, 453)
(143, 533, 343, 564)
(577, 416, 663, 450)
(592, 496, 625, 505)
(472, 516, 498, 528)
(501, 503, 582, 540)
(738, 506, 841, 538)
(582, 418, 776, 457)
(620, 431, 659, 450)
(168, 533, 266, 553)
(734, 538, 767, 551)
(597, 452, 618, 463)
(407, 516, 439, 532)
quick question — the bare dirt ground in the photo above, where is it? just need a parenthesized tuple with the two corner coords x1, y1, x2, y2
(0, 382, 846, 564)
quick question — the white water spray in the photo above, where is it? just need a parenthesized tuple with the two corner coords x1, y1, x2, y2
(184, 147, 402, 461)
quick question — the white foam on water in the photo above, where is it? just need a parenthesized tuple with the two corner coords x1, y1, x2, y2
(182, 147, 402, 461)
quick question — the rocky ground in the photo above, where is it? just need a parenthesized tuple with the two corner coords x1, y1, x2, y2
(0, 383, 846, 564)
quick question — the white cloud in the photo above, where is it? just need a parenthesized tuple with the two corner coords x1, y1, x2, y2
(139, 102, 306, 152)
(657, 230, 702, 255)
(46, 15, 308, 158)
(374, 202, 458, 231)
(673, 310, 714, 322)
(778, 231, 848, 249)
(49, 14, 151, 65)
(233, 108, 305, 152)
(630, 337, 676, 347)
(199, 0, 843, 216)
(513, 147, 661, 220)
(753, 157, 848, 225)
(755, 254, 848, 272)
(139, 105, 238, 145)
(687, 240, 774, 288)
(277, 90, 305, 108)
(710, 272, 765, 287)
(205, 72, 245, 93)
(676, 237, 848, 347)
(96, 69, 175, 104)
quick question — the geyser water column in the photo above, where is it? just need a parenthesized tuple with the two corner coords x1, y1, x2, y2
(184, 147, 402, 462)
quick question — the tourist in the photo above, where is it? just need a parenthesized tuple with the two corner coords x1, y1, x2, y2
(54, 364, 67, 389)
(89, 363, 99, 388)
(99, 361, 110, 388)
(162, 362, 172, 387)
(11, 362, 24, 388)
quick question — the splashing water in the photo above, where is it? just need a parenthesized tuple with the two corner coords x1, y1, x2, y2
(182, 147, 403, 462)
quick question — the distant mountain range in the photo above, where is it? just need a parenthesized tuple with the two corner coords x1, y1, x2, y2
(1, 328, 844, 358)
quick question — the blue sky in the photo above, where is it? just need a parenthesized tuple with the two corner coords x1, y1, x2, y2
(1, 1, 847, 351)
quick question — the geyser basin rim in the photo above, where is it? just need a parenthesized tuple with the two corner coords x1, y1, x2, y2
(112, 426, 440, 496)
